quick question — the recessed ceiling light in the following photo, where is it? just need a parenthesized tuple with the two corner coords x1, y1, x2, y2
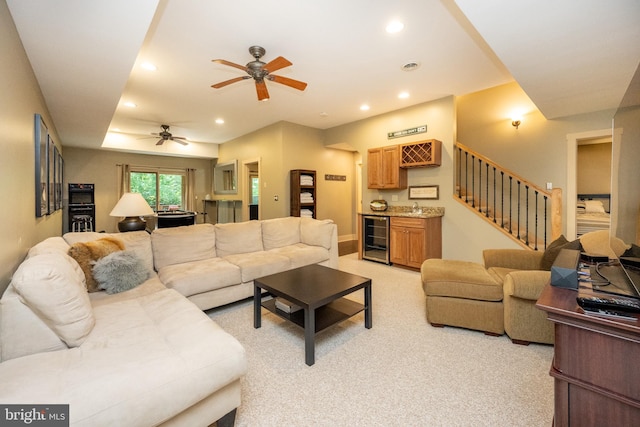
(401, 62, 421, 71)
(319, 112, 329, 118)
(386, 20, 404, 34)
(360, 104, 370, 111)
(141, 62, 157, 71)
(398, 92, 410, 99)
(215, 118, 225, 124)
(123, 101, 137, 108)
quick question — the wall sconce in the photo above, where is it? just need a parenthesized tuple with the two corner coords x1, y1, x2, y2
(511, 115, 522, 130)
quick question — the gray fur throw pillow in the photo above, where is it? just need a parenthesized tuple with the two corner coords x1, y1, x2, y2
(92, 250, 149, 294)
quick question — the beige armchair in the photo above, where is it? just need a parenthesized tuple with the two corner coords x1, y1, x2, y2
(483, 249, 554, 345)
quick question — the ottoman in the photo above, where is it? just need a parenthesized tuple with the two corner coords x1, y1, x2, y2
(420, 259, 504, 335)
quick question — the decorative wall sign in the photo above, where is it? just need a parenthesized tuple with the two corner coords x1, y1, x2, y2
(325, 174, 346, 181)
(387, 125, 427, 139)
(47, 135, 56, 214)
(409, 185, 439, 200)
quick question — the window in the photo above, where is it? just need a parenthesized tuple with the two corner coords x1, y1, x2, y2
(130, 169, 185, 212)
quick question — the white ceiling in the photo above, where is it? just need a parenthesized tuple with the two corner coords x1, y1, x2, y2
(6, 0, 640, 158)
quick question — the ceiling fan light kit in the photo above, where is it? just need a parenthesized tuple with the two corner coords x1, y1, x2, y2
(211, 45, 308, 101)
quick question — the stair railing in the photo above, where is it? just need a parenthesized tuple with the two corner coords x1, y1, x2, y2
(455, 142, 562, 250)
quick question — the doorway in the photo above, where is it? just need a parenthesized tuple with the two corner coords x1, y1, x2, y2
(566, 128, 617, 239)
(243, 159, 260, 220)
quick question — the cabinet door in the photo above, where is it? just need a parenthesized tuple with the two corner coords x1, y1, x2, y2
(381, 146, 399, 188)
(367, 148, 382, 189)
(406, 227, 426, 268)
(389, 226, 408, 264)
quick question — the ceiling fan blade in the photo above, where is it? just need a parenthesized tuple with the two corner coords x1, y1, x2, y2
(268, 75, 308, 91)
(263, 56, 292, 73)
(255, 80, 269, 101)
(174, 139, 189, 146)
(211, 59, 248, 71)
(155, 139, 164, 146)
(211, 76, 251, 89)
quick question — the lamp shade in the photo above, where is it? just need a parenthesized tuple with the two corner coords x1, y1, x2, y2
(110, 193, 154, 217)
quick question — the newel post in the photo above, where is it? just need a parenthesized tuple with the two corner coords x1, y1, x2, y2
(551, 188, 563, 241)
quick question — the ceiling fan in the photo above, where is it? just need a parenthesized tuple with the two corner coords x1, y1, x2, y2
(211, 45, 308, 101)
(150, 124, 188, 146)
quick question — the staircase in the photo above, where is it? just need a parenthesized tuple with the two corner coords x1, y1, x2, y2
(454, 142, 562, 250)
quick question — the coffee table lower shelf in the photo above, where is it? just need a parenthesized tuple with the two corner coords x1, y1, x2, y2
(262, 297, 364, 333)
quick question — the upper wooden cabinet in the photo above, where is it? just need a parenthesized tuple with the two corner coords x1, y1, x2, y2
(367, 145, 407, 189)
(400, 139, 441, 168)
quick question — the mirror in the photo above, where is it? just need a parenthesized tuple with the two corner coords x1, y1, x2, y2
(214, 160, 238, 195)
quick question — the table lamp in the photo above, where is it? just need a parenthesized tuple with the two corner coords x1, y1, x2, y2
(110, 192, 155, 232)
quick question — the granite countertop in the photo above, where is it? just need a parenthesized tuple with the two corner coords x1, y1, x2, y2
(360, 206, 444, 218)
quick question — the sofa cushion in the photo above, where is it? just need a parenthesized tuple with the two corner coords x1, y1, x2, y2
(421, 259, 503, 302)
(27, 236, 71, 258)
(68, 236, 126, 292)
(10, 253, 95, 347)
(215, 221, 264, 257)
(158, 258, 242, 297)
(0, 285, 67, 361)
(152, 224, 216, 270)
(223, 252, 291, 282)
(0, 289, 247, 426)
(267, 243, 330, 269)
(261, 217, 301, 250)
(300, 218, 334, 249)
(93, 250, 149, 294)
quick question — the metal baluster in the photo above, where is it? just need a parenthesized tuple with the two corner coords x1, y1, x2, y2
(477, 158, 482, 212)
(509, 176, 513, 234)
(492, 166, 496, 222)
(525, 185, 529, 245)
(471, 155, 476, 208)
(517, 180, 521, 240)
(534, 191, 539, 250)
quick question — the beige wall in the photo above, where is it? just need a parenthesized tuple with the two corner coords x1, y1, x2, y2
(0, 1, 64, 293)
(218, 121, 357, 240)
(63, 147, 213, 233)
(577, 143, 612, 195)
(324, 95, 521, 262)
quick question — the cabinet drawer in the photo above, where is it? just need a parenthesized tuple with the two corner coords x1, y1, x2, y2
(390, 216, 425, 228)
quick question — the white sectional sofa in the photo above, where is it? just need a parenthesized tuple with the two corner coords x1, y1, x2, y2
(0, 216, 338, 426)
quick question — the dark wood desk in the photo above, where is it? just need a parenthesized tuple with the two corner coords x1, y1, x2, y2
(536, 284, 640, 426)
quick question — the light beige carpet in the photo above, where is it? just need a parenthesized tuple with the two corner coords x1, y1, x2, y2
(208, 254, 554, 426)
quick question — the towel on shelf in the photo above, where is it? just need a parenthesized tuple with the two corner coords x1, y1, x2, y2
(300, 175, 314, 186)
(300, 192, 314, 203)
(300, 209, 314, 218)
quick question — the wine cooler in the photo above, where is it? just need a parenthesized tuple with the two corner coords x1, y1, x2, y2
(362, 215, 390, 264)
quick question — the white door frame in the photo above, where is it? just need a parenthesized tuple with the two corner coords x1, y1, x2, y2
(566, 126, 619, 239)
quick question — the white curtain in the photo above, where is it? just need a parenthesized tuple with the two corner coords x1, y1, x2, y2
(185, 168, 196, 212)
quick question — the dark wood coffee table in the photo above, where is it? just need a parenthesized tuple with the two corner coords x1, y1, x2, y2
(254, 264, 372, 366)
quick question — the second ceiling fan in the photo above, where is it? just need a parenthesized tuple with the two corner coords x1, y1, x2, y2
(211, 46, 307, 101)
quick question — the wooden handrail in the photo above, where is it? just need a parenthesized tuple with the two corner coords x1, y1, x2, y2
(456, 142, 550, 197)
(455, 142, 562, 249)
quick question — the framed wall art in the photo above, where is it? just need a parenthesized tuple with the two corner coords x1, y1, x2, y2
(408, 185, 439, 200)
(54, 145, 63, 211)
(47, 135, 56, 214)
(34, 114, 48, 217)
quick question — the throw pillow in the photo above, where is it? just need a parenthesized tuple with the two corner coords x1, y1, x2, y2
(540, 235, 582, 270)
(93, 250, 149, 294)
(580, 230, 630, 259)
(10, 253, 95, 347)
(68, 236, 125, 292)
